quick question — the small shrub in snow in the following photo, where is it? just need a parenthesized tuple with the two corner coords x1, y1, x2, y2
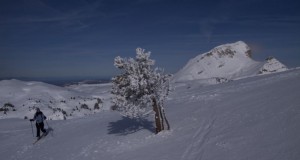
(94, 103, 100, 110)
(62, 110, 67, 115)
(81, 104, 89, 109)
(4, 103, 14, 108)
(1, 103, 15, 114)
(97, 98, 103, 104)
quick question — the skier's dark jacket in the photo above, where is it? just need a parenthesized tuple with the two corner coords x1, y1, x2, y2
(33, 111, 46, 123)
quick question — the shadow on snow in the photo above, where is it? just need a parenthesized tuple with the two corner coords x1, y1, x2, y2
(107, 117, 155, 135)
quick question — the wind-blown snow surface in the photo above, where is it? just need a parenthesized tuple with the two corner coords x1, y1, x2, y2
(1, 69, 300, 160)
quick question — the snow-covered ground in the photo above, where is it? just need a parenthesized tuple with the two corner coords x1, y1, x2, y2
(1, 68, 299, 160)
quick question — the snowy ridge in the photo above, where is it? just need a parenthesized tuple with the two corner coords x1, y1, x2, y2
(1, 68, 299, 160)
(0, 79, 112, 120)
(173, 41, 287, 83)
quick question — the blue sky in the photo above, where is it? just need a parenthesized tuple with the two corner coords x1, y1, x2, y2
(1, 0, 300, 80)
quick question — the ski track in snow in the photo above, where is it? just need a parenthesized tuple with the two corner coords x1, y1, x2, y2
(181, 117, 216, 160)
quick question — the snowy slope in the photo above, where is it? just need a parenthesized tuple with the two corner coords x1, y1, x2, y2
(173, 41, 287, 83)
(1, 68, 300, 160)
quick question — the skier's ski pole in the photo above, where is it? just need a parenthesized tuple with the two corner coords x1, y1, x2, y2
(30, 121, 34, 137)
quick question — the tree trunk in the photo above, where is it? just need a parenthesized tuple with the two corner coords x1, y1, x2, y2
(162, 107, 170, 130)
(152, 98, 163, 134)
(152, 98, 171, 133)
(158, 104, 165, 131)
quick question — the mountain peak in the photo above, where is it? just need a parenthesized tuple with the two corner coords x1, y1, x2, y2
(173, 41, 287, 83)
(173, 41, 258, 82)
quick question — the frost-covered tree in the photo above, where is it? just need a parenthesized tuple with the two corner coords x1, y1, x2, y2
(111, 48, 171, 134)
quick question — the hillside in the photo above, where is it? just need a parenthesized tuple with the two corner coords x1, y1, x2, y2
(0, 79, 112, 120)
(173, 41, 287, 83)
(1, 68, 299, 160)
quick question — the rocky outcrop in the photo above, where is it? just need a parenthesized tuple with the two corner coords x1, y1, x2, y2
(258, 57, 288, 74)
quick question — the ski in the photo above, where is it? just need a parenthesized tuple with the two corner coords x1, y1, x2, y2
(32, 132, 48, 145)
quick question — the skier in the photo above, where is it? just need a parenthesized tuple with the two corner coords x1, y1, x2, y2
(30, 108, 47, 138)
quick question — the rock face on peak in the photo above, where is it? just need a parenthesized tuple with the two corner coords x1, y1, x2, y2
(173, 41, 287, 83)
(209, 41, 252, 58)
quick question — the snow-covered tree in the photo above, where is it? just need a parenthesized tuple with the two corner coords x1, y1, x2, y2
(111, 48, 171, 133)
